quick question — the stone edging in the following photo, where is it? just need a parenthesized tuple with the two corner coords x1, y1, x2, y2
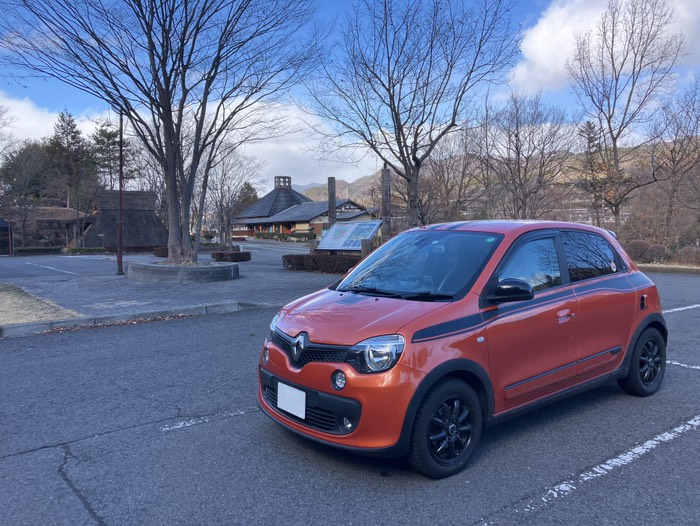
(127, 260, 240, 283)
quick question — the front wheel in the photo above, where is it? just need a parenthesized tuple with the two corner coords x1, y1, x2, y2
(408, 378, 482, 479)
(618, 327, 666, 397)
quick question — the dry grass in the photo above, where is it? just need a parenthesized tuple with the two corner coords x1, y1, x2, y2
(0, 284, 79, 325)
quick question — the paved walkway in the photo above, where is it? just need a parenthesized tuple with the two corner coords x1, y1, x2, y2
(0, 247, 341, 338)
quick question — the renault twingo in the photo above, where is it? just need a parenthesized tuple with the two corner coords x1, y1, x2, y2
(257, 221, 667, 478)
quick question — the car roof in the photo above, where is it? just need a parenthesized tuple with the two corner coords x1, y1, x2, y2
(415, 220, 612, 237)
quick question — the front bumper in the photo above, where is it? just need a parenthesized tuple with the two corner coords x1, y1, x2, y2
(257, 341, 425, 453)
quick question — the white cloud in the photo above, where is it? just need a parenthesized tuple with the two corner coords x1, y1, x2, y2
(0, 90, 107, 141)
(512, 0, 607, 93)
(512, 0, 700, 94)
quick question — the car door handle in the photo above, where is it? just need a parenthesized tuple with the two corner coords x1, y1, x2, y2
(556, 309, 575, 322)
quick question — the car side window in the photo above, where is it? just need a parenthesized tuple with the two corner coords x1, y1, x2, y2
(561, 231, 621, 282)
(499, 238, 561, 293)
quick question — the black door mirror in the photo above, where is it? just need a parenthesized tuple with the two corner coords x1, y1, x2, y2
(488, 278, 534, 303)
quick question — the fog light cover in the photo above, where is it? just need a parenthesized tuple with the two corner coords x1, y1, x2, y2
(343, 417, 353, 431)
(262, 347, 270, 365)
(331, 370, 346, 390)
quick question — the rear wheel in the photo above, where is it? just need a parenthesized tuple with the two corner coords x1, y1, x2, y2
(408, 378, 482, 479)
(618, 327, 666, 397)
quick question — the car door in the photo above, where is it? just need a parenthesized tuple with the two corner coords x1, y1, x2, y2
(560, 230, 637, 382)
(483, 233, 578, 414)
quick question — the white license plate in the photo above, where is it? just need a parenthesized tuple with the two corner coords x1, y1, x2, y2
(277, 382, 306, 419)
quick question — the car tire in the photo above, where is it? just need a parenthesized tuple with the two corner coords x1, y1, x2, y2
(408, 378, 482, 479)
(618, 327, 666, 397)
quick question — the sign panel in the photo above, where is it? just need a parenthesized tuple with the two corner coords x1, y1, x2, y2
(317, 220, 382, 251)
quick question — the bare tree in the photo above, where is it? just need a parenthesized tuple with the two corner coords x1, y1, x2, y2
(206, 150, 264, 247)
(305, 0, 517, 228)
(0, 105, 16, 159)
(471, 92, 574, 219)
(566, 0, 685, 228)
(648, 77, 700, 249)
(393, 130, 485, 225)
(0, 0, 317, 262)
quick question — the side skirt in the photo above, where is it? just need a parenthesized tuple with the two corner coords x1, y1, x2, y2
(486, 366, 627, 428)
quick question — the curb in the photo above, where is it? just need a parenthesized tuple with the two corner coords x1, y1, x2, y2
(638, 264, 700, 275)
(0, 301, 280, 339)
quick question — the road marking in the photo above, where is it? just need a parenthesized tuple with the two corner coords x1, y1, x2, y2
(663, 304, 700, 314)
(668, 360, 700, 371)
(475, 414, 700, 525)
(160, 408, 257, 432)
(25, 263, 77, 275)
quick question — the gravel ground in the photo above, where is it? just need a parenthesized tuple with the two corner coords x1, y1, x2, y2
(0, 284, 78, 325)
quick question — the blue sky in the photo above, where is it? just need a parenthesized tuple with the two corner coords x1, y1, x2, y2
(1, 0, 698, 190)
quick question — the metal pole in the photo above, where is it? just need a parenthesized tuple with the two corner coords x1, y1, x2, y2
(116, 112, 125, 275)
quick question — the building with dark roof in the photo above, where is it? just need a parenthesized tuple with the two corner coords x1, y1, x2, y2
(79, 191, 168, 250)
(236, 176, 312, 220)
(234, 176, 372, 236)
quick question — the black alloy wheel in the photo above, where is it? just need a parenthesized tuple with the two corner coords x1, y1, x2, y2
(409, 379, 482, 479)
(619, 327, 666, 397)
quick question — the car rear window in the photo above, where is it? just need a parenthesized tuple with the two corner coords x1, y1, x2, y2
(561, 231, 622, 282)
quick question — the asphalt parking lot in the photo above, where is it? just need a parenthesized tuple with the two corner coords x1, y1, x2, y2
(0, 263, 698, 524)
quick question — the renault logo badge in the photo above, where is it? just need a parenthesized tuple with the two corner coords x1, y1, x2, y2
(291, 333, 308, 361)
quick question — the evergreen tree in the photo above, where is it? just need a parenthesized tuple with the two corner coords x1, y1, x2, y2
(47, 111, 99, 246)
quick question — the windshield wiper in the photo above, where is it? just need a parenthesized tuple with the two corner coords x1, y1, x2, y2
(339, 286, 404, 298)
(401, 292, 455, 301)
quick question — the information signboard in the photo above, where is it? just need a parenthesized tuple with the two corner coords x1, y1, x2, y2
(317, 220, 382, 251)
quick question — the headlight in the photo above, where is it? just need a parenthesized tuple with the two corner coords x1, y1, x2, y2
(269, 312, 281, 332)
(348, 335, 405, 373)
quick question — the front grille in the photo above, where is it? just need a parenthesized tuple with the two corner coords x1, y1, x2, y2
(263, 385, 340, 433)
(270, 329, 349, 369)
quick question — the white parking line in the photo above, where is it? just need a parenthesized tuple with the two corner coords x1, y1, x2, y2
(668, 360, 700, 371)
(160, 408, 257, 432)
(476, 414, 700, 525)
(663, 304, 700, 314)
(25, 263, 77, 275)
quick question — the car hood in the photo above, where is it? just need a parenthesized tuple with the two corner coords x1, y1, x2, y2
(276, 288, 450, 346)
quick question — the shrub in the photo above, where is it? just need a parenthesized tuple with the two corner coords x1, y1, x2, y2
(645, 244, 669, 263)
(282, 253, 360, 273)
(153, 247, 168, 258)
(13, 246, 63, 255)
(211, 251, 251, 262)
(624, 240, 650, 261)
(673, 245, 700, 266)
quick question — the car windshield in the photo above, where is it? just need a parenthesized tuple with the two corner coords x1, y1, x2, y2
(337, 230, 502, 300)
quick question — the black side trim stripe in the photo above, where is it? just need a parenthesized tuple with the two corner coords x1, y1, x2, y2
(412, 274, 652, 344)
(412, 289, 575, 343)
(504, 346, 622, 391)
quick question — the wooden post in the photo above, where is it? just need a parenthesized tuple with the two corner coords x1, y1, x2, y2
(381, 165, 391, 241)
(361, 238, 372, 259)
(328, 177, 337, 227)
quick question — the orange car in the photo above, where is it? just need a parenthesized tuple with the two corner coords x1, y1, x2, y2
(257, 221, 667, 478)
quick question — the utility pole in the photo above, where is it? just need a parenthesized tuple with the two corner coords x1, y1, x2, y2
(116, 112, 124, 275)
(381, 163, 391, 241)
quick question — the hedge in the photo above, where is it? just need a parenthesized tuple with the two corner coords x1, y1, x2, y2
(65, 247, 107, 255)
(13, 247, 63, 255)
(255, 232, 316, 241)
(282, 253, 360, 273)
(212, 251, 252, 262)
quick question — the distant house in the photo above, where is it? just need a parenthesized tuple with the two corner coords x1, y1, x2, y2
(79, 191, 168, 251)
(234, 176, 372, 236)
